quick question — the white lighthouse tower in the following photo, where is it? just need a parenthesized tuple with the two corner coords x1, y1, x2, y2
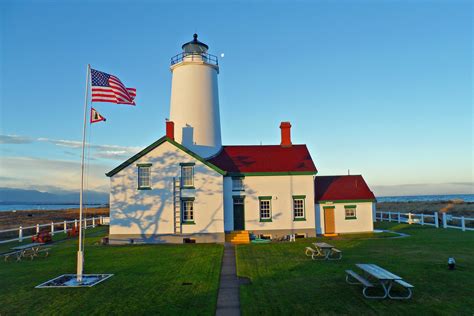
(169, 34, 222, 158)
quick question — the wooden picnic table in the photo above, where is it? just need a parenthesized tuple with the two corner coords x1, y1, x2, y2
(312, 242, 342, 260)
(9, 243, 45, 262)
(355, 264, 409, 299)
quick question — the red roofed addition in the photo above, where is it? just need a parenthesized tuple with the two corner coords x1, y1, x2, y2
(314, 175, 376, 202)
(207, 145, 317, 175)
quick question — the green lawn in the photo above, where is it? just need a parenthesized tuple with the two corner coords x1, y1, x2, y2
(236, 223, 474, 315)
(0, 227, 223, 315)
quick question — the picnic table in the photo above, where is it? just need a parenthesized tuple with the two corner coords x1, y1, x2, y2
(305, 242, 342, 260)
(4, 243, 47, 262)
(345, 263, 414, 299)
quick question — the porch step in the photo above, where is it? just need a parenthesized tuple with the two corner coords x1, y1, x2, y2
(225, 231, 250, 244)
(323, 233, 338, 237)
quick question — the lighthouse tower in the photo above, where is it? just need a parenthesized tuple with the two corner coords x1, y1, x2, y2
(169, 34, 222, 158)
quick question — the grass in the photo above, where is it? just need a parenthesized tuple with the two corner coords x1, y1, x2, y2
(236, 222, 474, 315)
(0, 227, 223, 315)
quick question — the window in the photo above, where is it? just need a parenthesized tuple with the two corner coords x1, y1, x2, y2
(137, 164, 151, 189)
(181, 164, 194, 187)
(259, 197, 272, 221)
(182, 199, 194, 223)
(232, 177, 244, 191)
(345, 205, 357, 219)
(293, 195, 306, 220)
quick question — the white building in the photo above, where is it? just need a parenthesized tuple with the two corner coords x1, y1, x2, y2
(107, 34, 376, 244)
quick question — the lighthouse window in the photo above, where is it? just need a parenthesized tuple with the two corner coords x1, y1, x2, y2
(259, 197, 272, 222)
(293, 196, 306, 220)
(181, 164, 194, 187)
(182, 200, 194, 223)
(232, 177, 244, 191)
(137, 165, 151, 189)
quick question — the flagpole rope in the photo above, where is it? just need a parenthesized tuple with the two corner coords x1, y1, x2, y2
(83, 117, 93, 251)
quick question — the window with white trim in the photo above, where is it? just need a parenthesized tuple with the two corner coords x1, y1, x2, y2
(293, 197, 305, 219)
(182, 200, 194, 222)
(259, 198, 272, 221)
(181, 165, 194, 187)
(232, 177, 244, 191)
(137, 165, 151, 189)
(345, 206, 357, 219)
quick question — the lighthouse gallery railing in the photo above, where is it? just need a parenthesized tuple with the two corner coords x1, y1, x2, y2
(171, 52, 218, 66)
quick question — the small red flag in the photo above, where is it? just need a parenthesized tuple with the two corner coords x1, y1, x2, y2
(90, 108, 106, 124)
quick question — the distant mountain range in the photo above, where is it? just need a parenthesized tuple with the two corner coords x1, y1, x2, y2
(0, 188, 109, 204)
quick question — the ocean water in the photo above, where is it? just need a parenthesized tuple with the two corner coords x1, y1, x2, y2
(0, 204, 106, 212)
(0, 194, 473, 212)
(376, 194, 474, 203)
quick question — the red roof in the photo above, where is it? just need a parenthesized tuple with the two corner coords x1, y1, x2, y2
(314, 175, 376, 202)
(207, 145, 317, 174)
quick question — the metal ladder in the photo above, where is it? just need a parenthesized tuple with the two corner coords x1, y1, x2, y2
(173, 177, 181, 234)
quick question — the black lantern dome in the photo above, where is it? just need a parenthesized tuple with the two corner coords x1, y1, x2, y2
(182, 34, 209, 54)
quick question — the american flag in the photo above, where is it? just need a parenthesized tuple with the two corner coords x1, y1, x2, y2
(91, 69, 136, 105)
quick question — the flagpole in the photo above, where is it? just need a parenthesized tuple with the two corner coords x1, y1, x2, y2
(77, 64, 91, 283)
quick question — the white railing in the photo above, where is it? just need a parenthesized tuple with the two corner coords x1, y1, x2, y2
(0, 216, 110, 244)
(376, 211, 474, 231)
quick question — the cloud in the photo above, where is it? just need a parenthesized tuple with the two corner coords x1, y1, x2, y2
(372, 182, 474, 197)
(0, 135, 34, 144)
(1, 134, 142, 160)
(0, 156, 111, 192)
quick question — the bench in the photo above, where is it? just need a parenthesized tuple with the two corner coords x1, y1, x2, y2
(3, 251, 22, 262)
(345, 270, 373, 287)
(304, 247, 324, 260)
(388, 279, 414, 299)
(328, 248, 342, 260)
(345, 270, 385, 299)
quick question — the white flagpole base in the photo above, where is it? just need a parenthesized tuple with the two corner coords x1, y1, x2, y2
(77, 250, 84, 282)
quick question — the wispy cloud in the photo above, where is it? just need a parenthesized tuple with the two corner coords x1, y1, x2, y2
(0, 135, 34, 144)
(372, 182, 474, 197)
(1, 134, 142, 160)
(0, 156, 110, 192)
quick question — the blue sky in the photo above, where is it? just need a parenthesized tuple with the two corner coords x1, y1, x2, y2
(0, 0, 472, 196)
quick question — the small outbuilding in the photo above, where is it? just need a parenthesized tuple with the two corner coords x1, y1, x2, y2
(314, 175, 376, 236)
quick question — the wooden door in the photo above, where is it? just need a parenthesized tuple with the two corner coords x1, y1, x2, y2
(324, 207, 336, 234)
(233, 198, 245, 231)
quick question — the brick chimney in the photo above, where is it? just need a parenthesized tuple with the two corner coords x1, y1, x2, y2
(166, 120, 175, 140)
(280, 121, 292, 147)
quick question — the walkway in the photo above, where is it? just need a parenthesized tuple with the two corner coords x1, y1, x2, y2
(216, 243, 240, 316)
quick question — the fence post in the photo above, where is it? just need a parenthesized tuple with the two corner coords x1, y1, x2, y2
(100, 215, 103, 225)
(442, 213, 447, 228)
(19, 226, 23, 242)
(461, 217, 465, 231)
(64, 221, 67, 233)
(397, 212, 401, 223)
(84, 218, 87, 229)
(421, 213, 424, 226)
(74, 219, 77, 228)
(51, 222, 55, 236)
(92, 217, 95, 228)
(408, 212, 412, 224)
(36, 224, 40, 233)
(434, 212, 439, 228)
(388, 211, 392, 222)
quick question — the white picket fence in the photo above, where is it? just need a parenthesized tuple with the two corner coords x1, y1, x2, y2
(0, 216, 110, 244)
(376, 211, 474, 231)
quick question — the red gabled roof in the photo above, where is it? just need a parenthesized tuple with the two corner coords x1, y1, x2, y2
(314, 175, 376, 202)
(207, 145, 317, 174)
